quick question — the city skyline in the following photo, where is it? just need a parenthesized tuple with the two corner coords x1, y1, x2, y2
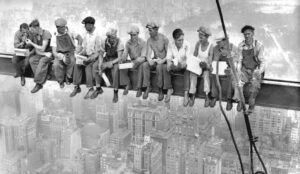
(0, 75, 299, 174)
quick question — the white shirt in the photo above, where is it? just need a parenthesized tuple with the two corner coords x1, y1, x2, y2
(166, 40, 190, 65)
(197, 42, 212, 63)
(82, 28, 102, 56)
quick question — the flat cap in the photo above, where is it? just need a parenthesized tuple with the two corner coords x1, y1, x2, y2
(127, 25, 140, 35)
(197, 26, 211, 36)
(146, 22, 159, 29)
(241, 25, 255, 33)
(215, 32, 227, 41)
(82, 16, 95, 24)
(55, 18, 67, 27)
(106, 27, 118, 37)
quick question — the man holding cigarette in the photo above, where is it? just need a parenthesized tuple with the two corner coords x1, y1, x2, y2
(12, 23, 34, 86)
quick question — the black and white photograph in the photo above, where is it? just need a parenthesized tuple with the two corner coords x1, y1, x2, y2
(0, 0, 299, 174)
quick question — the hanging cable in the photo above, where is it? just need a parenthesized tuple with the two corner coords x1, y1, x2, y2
(215, 0, 268, 173)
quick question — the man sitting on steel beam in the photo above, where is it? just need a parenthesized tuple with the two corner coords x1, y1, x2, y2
(143, 22, 171, 102)
(237, 25, 265, 114)
(120, 24, 147, 97)
(51, 18, 83, 89)
(26, 19, 52, 93)
(210, 32, 242, 111)
(94, 27, 124, 103)
(12, 23, 34, 86)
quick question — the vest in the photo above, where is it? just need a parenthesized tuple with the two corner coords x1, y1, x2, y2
(105, 38, 120, 61)
(56, 33, 75, 53)
(242, 40, 259, 70)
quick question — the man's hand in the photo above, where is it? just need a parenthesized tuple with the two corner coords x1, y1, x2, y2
(148, 59, 155, 66)
(25, 39, 33, 45)
(75, 46, 83, 54)
(156, 58, 165, 65)
(167, 61, 172, 72)
(45, 52, 52, 58)
(57, 53, 64, 60)
(136, 57, 145, 63)
(181, 62, 187, 69)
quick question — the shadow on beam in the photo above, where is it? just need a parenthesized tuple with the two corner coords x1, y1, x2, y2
(0, 53, 299, 111)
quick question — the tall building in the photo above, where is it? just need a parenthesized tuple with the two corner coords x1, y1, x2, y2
(250, 107, 285, 136)
(133, 138, 163, 174)
(128, 104, 169, 144)
(81, 122, 110, 150)
(0, 150, 27, 174)
(203, 156, 222, 174)
(61, 128, 82, 159)
(0, 115, 36, 156)
(109, 129, 132, 151)
(83, 149, 101, 174)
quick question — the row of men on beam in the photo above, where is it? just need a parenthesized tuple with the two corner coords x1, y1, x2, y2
(13, 16, 265, 113)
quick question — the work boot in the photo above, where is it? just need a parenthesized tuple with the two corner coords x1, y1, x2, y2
(31, 84, 43, 93)
(113, 90, 118, 103)
(84, 88, 94, 99)
(165, 88, 173, 103)
(189, 94, 196, 107)
(158, 88, 164, 101)
(70, 86, 81, 97)
(143, 87, 151, 99)
(123, 84, 130, 95)
(65, 77, 71, 85)
(136, 88, 142, 97)
(204, 95, 210, 108)
(247, 105, 255, 114)
(237, 101, 242, 112)
(210, 98, 217, 108)
(90, 87, 103, 99)
(59, 82, 65, 89)
(20, 76, 25, 86)
(183, 91, 189, 107)
(14, 73, 19, 78)
(226, 100, 233, 111)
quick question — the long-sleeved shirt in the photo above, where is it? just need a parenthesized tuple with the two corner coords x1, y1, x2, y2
(166, 40, 190, 65)
(238, 39, 265, 72)
(82, 28, 102, 56)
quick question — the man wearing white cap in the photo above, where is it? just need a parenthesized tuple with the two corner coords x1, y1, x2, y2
(94, 27, 124, 103)
(51, 18, 83, 89)
(189, 26, 213, 107)
(144, 21, 170, 101)
(120, 25, 147, 97)
(210, 32, 241, 111)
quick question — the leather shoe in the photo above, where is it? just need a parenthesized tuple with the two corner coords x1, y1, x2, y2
(31, 84, 43, 93)
(70, 86, 81, 97)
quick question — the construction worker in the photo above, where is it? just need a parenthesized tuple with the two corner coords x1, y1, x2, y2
(12, 23, 34, 86)
(70, 16, 101, 99)
(210, 33, 242, 111)
(26, 19, 52, 93)
(94, 27, 124, 103)
(237, 25, 265, 114)
(189, 26, 213, 107)
(120, 25, 147, 97)
(166, 28, 190, 106)
(143, 22, 170, 101)
(51, 18, 83, 88)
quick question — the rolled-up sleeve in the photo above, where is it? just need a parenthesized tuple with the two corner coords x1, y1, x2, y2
(14, 31, 22, 48)
(166, 45, 173, 61)
(257, 42, 265, 73)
